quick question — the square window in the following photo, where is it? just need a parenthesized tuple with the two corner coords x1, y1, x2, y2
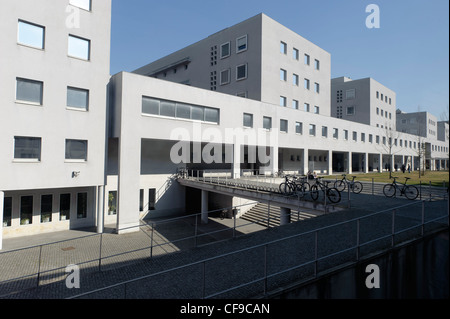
(18, 20, 45, 49)
(280, 119, 288, 133)
(204, 108, 220, 124)
(68, 35, 90, 60)
(191, 105, 204, 121)
(263, 116, 272, 130)
(236, 35, 247, 53)
(14, 136, 41, 161)
(142, 96, 160, 115)
(69, 0, 91, 11)
(160, 100, 176, 117)
(280, 41, 287, 54)
(220, 69, 230, 85)
(176, 103, 191, 119)
(67, 87, 89, 110)
(220, 42, 231, 59)
(65, 139, 88, 161)
(236, 64, 247, 80)
(243, 113, 253, 128)
(16, 78, 43, 105)
(346, 89, 355, 100)
(347, 106, 355, 115)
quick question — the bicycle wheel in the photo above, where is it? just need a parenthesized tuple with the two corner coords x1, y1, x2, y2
(383, 184, 396, 198)
(310, 185, 319, 201)
(404, 185, 419, 200)
(352, 182, 363, 194)
(279, 182, 293, 195)
(334, 180, 346, 192)
(327, 188, 341, 203)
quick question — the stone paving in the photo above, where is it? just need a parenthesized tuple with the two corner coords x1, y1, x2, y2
(0, 192, 448, 299)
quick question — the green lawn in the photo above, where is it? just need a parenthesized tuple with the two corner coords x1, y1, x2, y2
(324, 170, 449, 187)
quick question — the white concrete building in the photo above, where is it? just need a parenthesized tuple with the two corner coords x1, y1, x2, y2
(0, 0, 111, 248)
(134, 13, 331, 117)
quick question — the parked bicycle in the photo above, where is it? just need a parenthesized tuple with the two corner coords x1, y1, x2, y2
(334, 174, 363, 194)
(310, 177, 341, 203)
(383, 176, 419, 200)
(279, 175, 310, 197)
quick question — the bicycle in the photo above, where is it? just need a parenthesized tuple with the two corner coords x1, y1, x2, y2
(310, 177, 341, 203)
(279, 175, 310, 197)
(383, 176, 419, 200)
(334, 174, 363, 194)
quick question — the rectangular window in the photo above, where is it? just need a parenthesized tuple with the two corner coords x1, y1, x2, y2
(347, 106, 355, 115)
(314, 82, 320, 93)
(383, 137, 386, 145)
(236, 35, 247, 53)
(280, 119, 288, 133)
(376, 136, 380, 144)
(65, 139, 88, 161)
(40, 194, 52, 223)
(333, 128, 339, 139)
(220, 42, 230, 59)
(344, 130, 349, 140)
(361, 133, 365, 142)
(142, 97, 160, 115)
(376, 91, 379, 99)
(204, 108, 219, 123)
(220, 69, 230, 85)
(309, 124, 316, 136)
(304, 103, 310, 112)
(16, 78, 43, 105)
(353, 131, 357, 141)
(280, 96, 287, 107)
(176, 103, 191, 119)
(314, 106, 319, 114)
(293, 48, 299, 60)
(3, 197, 12, 227)
(14, 136, 41, 161)
(377, 107, 379, 115)
(20, 196, 33, 225)
(191, 105, 204, 121)
(243, 113, 253, 128)
(304, 78, 310, 90)
(280, 41, 287, 54)
(60, 193, 71, 221)
(159, 100, 176, 117)
(369, 134, 373, 143)
(346, 89, 355, 100)
(263, 116, 272, 130)
(68, 35, 90, 60)
(67, 87, 89, 110)
(69, 0, 91, 11)
(280, 69, 287, 81)
(139, 189, 144, 212)
(292, 100, 299, 110)
(18, 20, 45, 49)
(236, 64, 247, 80)
(108, 191, 117, 215)
(322, 126, 328, 138)
(149, 189, 156, 210)
(304, 54, 310, 65)
(77, 192, 87, 219)
(314, 59, 320, 70)
(295, 122, 303, 134)
(293, 73, 299, 85)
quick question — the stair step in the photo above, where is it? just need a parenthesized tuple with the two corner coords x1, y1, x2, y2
(239, 203, 316, 227)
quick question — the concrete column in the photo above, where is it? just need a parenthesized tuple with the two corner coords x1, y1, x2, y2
(347, 152, 352, 174)
(378, 153, 383, 172)
(303, 149, 309, 175)
(327, 150, 333, 175)
(280, 207, 291, 226)
(0, 191, 4, 250)
(201, 190, 209, 224)
(232, 144, 241, 179)
(270, 146, 279, 176)
(363, 153, 369, 173)
(97, 186, 105, 234)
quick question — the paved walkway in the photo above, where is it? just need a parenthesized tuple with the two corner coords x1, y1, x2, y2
(0, 193, 447, 299)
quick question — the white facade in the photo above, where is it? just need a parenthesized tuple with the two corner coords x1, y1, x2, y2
(0, 0, 111, 247)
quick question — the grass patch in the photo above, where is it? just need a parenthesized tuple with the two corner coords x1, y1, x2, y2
(324, 171, 449, 187)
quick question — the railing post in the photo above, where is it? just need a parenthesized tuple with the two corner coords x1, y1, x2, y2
(37, 245, 43, 287)
(429, 181, 432, 202)
(195, 214, 198, 248)
(421, 201, 425, 237)
(202, 261, 206, 299)
(99, 233, 103, 272)
(372, 178, 374, 196)
(391, 209, 396, 247)
(314, 231, 318, 278)
(263, 244, 268, 296)
(356, 219, 360, 261)
(419, 183, 422, 200)
(267, 201, 270, 228)
(150, 222, 154, 259)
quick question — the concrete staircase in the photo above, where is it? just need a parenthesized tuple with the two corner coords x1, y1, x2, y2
(239, 203, 319, 228)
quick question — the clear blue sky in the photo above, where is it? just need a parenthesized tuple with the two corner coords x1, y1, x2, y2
(110, 0, 449, 118)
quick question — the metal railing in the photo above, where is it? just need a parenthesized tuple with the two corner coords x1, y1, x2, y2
(67, 198, 448, 299)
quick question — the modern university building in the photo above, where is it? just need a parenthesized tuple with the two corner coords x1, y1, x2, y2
(0, 0, 448, 249)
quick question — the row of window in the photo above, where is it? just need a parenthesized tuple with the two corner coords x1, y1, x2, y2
(376, 107, 392, 119)
(13, 137, 88, 162)
(218, 35, 248, 60)
(219, 64, 248, 85)
(2, 192, 87, 227)
(15, 77, 90, 110)
(142, 97, 220, 124)
(376, 91, 392, 105)
(280, 69, 320, 92)
(280, 41, 320, 70)
(18, 19, 91, 60)
(280, 98, 320, 114)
